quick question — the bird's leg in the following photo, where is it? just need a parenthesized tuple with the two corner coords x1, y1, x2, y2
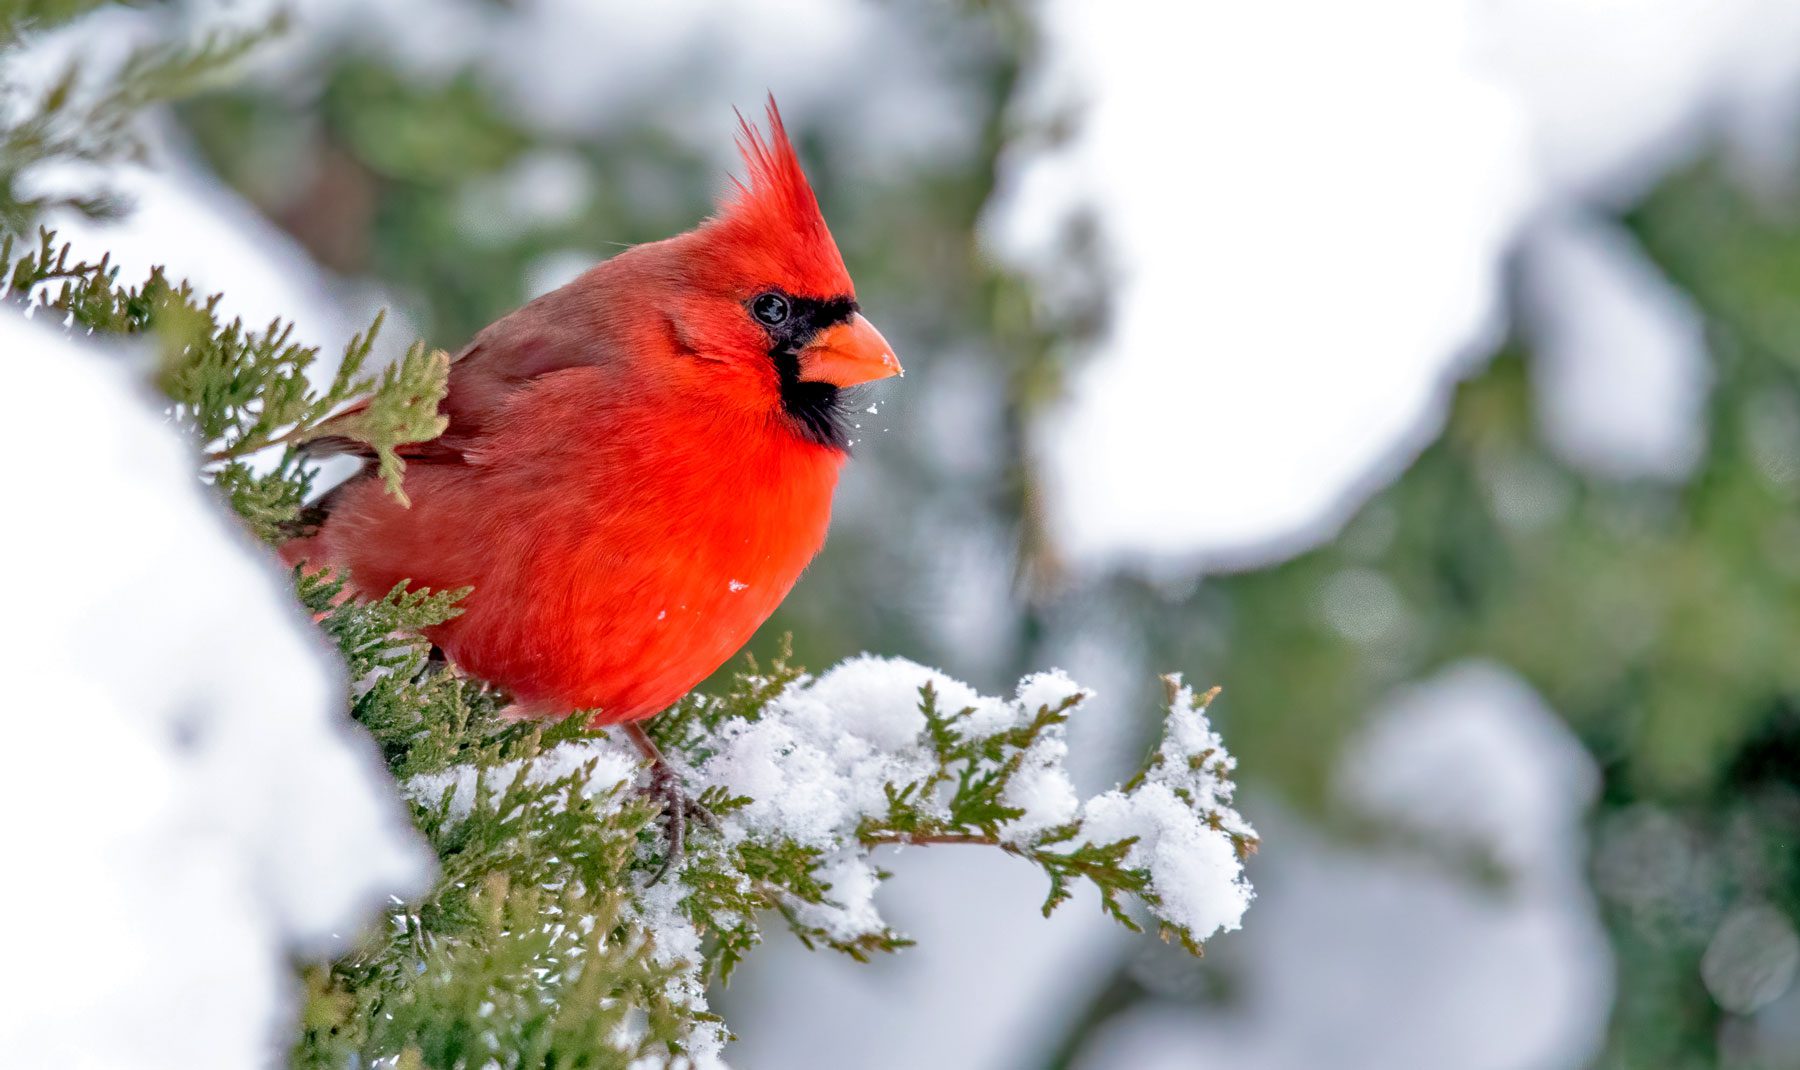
(621, 721, 717, 883)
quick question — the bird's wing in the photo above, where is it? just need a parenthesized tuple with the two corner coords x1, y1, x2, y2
(300, 292, 616, 466)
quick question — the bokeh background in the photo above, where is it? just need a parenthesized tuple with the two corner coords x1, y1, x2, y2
(33, 0, 1800, 1066)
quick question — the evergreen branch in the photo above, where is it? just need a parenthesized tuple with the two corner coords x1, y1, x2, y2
(0, 11, 286, 229)
(15, 226, 1254, 1067)
(2, 228, 451, 514)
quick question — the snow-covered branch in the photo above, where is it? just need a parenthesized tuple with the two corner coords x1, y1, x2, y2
(2, 229, 1257, 1068)
(398, 651, 1256, 1067)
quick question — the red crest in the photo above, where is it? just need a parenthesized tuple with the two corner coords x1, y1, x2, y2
(699, 97, 854, 300)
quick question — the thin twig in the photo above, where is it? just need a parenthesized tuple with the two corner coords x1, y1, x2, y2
(859, 831, 1018, 850)
(203, 422, 312, 462)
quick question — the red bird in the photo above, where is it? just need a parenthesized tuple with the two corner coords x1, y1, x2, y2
(285, 102, 899, 823)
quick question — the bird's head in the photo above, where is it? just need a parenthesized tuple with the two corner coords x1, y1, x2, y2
(658, 98, 901, 450)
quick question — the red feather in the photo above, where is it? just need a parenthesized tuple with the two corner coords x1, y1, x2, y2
(284, 100, 894, 724)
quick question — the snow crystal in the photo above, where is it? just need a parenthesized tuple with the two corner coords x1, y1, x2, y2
(626, 868, 728, 1069)
(634, 876, 705, 969)
(397, 652, 1252, 1061)
(989, 669, 1090, 840)
(795, 655, 979, 755)
(0, 313, 434, 1067)
(703, 712, 892, 846)
(687, 657, 1254, 947)
(1014, 668, 1090, 723)
(689, 656, 1092, 939)
(1082, 784, 1252, 939)
(1077, 677, 1255, 942)
(998, 738, 1081, 841)
(700, 656, 998, 847)
(406, 739, 640, 821)
(787, 852, 887, 942)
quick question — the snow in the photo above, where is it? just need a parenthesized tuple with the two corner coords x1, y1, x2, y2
(0, 311, 434, 1068)
(397, 653, 1224, 1068)
(418, 740, 730, 1069)
(788, 852, 886, 943)
(29, 138, 368, 360)
(699, 656, 1087, 852)
(1078, 678, 1254, 940)
(197, 0, 976, 176)
(999, 735, 1081, 841)
(701, 656, 973, 846)
(715, 668, 1246, 1070)
(1015, 667, 1087, 722)
(695, 658, 1249, 944)
(1700, 899, 1800, 1015)
(993, 0, 1529, 563)
(1519, 213, 1710, 479)
(1474, 0, 1800, 204)
(1337, 663, 1600, 880)
(411, 653, 1248, 1024)
(996, 0, 1800, 565)
(406, 741, 641, 821)
(5, 5, 1699, 1066)
(1077, 662, 1610, 1070)
(629, 879, 729, 1070)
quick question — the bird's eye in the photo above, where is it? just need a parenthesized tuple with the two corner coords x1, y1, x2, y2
(751, 292, 790, 327)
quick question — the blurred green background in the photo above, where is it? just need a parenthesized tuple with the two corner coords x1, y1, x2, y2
(55, 0, 1800, 1065)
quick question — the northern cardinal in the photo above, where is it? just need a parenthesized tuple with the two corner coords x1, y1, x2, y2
(284, 101, 899, 835)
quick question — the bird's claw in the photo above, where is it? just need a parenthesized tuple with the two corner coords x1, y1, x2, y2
(619, 720, 716, 883)
(640, 759, 717, 884)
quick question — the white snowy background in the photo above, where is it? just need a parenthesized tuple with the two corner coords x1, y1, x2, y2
(7, 0, 1800, 1066)
(0, 315, 434, 1066)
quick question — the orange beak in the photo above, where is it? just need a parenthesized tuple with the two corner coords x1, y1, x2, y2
(798, 312, 902, 388)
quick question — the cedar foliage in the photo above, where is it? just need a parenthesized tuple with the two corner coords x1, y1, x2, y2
(2, 219, 1254, 1067)
(53, 0, 1800, 1064)
(0, 8, 1254, 1067)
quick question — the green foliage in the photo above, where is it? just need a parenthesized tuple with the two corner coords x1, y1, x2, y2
(0, 228, 450, 533)
(54, 0, 1800, 1060)
(281, 588, 1240, 1067)
(294, 341, 451, 504)
(0, 2, 280, 227)
(180, 52, 710, 345)
(1173, 154, 1800, 1066)
(167, 1, 1078, 696)
(12, 221, 1249, 1065)
(853, 682, 1114, 887)
(6, 6, 1262, 1065)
